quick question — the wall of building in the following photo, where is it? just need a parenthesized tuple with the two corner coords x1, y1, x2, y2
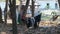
(35, 0, 59, 9)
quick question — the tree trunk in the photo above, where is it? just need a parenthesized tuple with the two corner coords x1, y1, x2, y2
(31, 0, 35, 17)
(12, 0, 18, 34)
(0, 7, 3, 23)
(20, 0, 30, 25)
(9, 0, 13, 19)
(9, 0, 18, 34)
(4, 0, 8, 24)
(22, 0, 30, 18)
(58, 0, 60, 8)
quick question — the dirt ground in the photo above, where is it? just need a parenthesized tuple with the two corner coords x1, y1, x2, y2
(0, 21, 60, 34)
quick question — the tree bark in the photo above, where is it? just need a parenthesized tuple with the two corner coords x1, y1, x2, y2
(58, 0, 60, 8)
(9, 0, 13, 19)
(31, 0, 35, 17)
(22, 0, 30, 18)
(4, 0, 8, 24)
(0, 7, 3, 23)
(12, 0, 18, 34)
(9, 0, 18, 34)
